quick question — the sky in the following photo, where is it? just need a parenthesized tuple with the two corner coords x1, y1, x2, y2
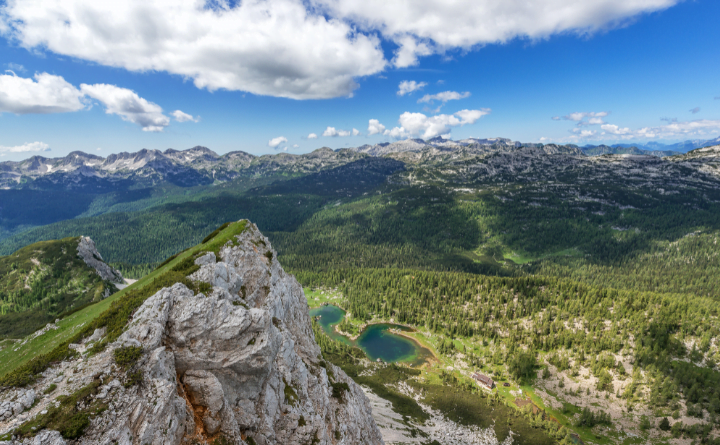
(0, 0, 719, 161)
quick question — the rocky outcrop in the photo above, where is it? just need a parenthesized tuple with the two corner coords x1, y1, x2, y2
(0, 389, 35, 423)
(76, 237, 124, 284)
(1, 221, 382, 445)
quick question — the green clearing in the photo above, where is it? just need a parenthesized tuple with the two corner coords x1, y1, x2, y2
(0, 221, 248, 381)
(503, 247, 583, 265)
(303, 287, 344, 308)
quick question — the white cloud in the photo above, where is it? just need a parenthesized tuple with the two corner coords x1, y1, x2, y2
(80, 83, 170, 132)
(690, 107, 701, 114)
(397, 80, 427, 96)
(0, 72, 85, 114)
(2, 2, 678, 100)
(600, 124, 632, 135)
(292, 144, 299, 148)
(0, 141, 50, 153)
(323, 127, 339, 137)
(0, 0, 386, 100)
(307, 133, 318, 139)
(385, 108, 490, 139)
(172, 110, 199, 123)
(562, 111, 608, 122)
(563, 119, 720, 142)
(418, 91, 470, 104)
(322, 126, 356, 137)
(367, 119, 386, 135)
(392, 35, 433, 68)
(268, 136, 288, 148)
(557, 111, 609, 126)
(5, 63, 25, 72)
(316, 0, 679, 67)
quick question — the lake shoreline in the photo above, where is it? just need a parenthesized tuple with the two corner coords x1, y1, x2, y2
(310, 304, 438, 366)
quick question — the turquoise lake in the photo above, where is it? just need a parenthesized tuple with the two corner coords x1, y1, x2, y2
(309, 304, 433, 366)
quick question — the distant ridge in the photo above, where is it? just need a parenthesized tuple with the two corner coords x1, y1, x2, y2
(3, 136, 719, 191)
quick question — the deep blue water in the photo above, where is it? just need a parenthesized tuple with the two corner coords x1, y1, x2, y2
(310, 305, 433, 365)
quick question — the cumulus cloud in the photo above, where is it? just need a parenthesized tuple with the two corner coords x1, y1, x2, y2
(418, 91, 470, 104)
(0, 0, 386, 100)
(690, 107, 701, 114)
(563, 119, 720, 142)
(172, 110, 199, 123)
(555, 111, 609, 126)
(1, 1, 679, 98)
(0, 72, 174, 131)
(292, 144, 299, 148)
(392, 36, 433, 68)
(307, 133, 318, 139)
(80, 84, 170, 132)
(367, 119, 386, 135)
(322, 126, 357, 137)
(5, 63, 25, 72)
(0, 141, 50, 153)
(0, 72, 85, 114)
(397, 80, 427, 96)
(268, 136, 288, 148)
(316, 0, 679, 68)
(385, 108, 490, 139)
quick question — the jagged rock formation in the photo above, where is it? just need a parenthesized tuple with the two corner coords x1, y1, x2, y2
(0, 146, 367, 189)
(0, 390, 35, 423)
(76, 237, 124, 284)
(0, 222, 383, 445)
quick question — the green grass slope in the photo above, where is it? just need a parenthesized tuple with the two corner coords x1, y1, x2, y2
(0, 237, 114, 338)
(0, 220, 248, 386)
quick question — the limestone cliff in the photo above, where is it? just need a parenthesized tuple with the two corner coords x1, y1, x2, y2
(0, 222, 383, 445)
(76, 237, 124, 284)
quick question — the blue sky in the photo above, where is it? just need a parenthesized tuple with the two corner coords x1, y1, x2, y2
(0, 0, 719, 161)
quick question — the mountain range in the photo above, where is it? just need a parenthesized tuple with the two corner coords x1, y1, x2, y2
(4, 135, 720, 192)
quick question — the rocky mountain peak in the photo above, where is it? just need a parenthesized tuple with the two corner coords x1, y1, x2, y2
(0, 222, 382, 445)
(76, 236, 124, 284)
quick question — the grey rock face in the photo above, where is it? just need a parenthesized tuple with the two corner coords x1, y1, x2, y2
(55, 221, 382, 445)
(0, 389, 35, 423)
(24, 430, 66, 445)
(76, 237, 124, 284)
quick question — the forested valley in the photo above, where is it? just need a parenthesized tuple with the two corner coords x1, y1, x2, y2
(1, 145, 719, 444)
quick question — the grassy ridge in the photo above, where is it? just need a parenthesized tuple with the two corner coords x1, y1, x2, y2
(0, 237, 113, 338)
(0, 221, 248, 386)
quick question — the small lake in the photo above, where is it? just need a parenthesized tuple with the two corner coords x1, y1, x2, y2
(310, 305, 434, 366)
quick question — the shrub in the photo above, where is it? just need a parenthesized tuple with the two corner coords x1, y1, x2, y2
(60, 413, 90, 439)
(331, 381, 349, 403)
(43, 383, 57, 394)
(15, 381, 101, 440)
(639, 415, 652, 431)
(508, 350, 537, 382)
(283, 378, 299, 406)
(124, 370, 143, 388)
(659, 417, 671, 431)
(113, 346, 143, 369)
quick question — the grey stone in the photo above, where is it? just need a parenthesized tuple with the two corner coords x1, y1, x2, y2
(7, 221, 383, 445)
(76, 237, 124, 283)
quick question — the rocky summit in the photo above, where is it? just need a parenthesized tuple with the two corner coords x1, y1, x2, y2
(0, 222, 382, 445)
